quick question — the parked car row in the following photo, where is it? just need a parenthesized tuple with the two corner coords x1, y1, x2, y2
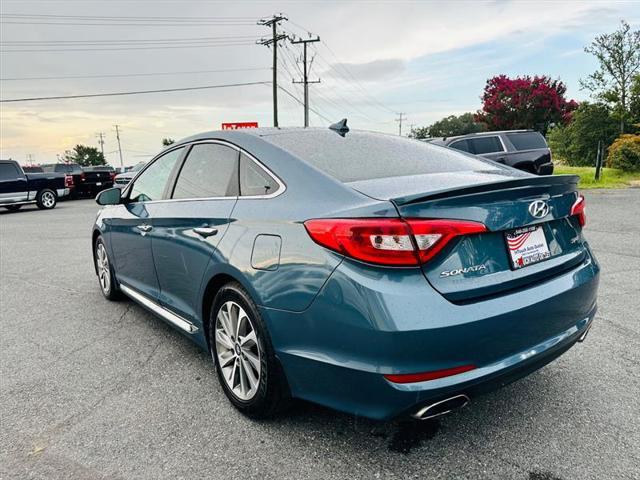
(0, 161, 121, 212)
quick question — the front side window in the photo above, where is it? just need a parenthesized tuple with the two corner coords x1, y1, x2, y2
(239, 153, 279, 196)
(129, 147, 184, 203)
(468, 136, 504, 155)
(0, 163, 20, 181)
(172, 143, 238, 199)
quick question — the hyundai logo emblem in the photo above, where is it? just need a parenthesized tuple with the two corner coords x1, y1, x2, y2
(528, 200, 549, 219)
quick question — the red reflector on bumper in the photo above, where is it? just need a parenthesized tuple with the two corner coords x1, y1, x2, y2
(384, 364, 477, 384)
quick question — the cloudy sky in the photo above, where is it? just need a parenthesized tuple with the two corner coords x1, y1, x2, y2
(0, 0, 638, 166)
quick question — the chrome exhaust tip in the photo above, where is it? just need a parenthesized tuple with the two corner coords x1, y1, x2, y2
(412, 394, 470, 420)
(578, 324, 592, 342)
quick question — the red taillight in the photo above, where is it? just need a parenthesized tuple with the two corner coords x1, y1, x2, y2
(570, 194, 586, 227)
(110, 172, 116, 181)
(303, 218, 487, 266)
(384, 364, 477, 384)
(64, 174, 74, 187)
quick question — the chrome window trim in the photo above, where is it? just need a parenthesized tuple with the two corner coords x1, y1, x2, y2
(124, 139, 286, 205)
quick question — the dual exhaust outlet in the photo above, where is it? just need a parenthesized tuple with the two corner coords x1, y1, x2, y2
(412, 394, 470, 420)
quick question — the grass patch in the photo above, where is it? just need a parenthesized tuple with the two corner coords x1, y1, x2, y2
(553, 166, 640, 189)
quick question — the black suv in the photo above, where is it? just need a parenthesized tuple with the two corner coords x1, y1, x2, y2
(428, 130, 553, 175)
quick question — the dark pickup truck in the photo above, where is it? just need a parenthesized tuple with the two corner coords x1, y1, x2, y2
(40, 163, 113, 197)
(0, 159, 69, 211)
(82, 166, 115, 195)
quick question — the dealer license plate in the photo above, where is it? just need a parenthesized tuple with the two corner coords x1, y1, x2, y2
(505, 225, 551, 269)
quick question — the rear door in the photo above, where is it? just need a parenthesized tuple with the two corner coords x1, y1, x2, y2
(108, 147, 185, 299)
(151, 142, 239, 324)
(0, 162, 28, 203)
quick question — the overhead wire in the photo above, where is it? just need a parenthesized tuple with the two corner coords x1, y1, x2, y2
(0, 80, 269, 103)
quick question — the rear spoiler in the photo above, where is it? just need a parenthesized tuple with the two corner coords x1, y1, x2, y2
(391, 174, 580, 206)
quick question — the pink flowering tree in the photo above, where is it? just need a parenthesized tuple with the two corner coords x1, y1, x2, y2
(476, 75, 578, 135)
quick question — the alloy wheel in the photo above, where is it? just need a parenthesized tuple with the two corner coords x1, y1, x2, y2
(41, 191, 55, 208)
(96, 243, 111, 294)
(215, 300, 262, 401)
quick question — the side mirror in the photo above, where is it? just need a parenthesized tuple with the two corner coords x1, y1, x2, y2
(96, 187, 121, 206)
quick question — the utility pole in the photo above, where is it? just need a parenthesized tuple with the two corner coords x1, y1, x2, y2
(395, 112, 406, 136)
(113, 125, 123, 168)
(96, 132, 105, 157)
(258, 14, 288, 128)
(291, 35, 321, 127)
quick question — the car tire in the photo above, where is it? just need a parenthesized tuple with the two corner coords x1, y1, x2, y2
(36, 189, 57, 209)
(4, 205, 22, 212)
(209, 282, 290, 418)
(94, 236, 122, 300)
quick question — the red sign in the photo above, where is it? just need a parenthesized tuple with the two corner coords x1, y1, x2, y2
(221, 122, 259, 130)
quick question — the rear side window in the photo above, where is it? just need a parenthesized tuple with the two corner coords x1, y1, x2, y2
(261, 130, 498, 183)
(467, 136, 504, 154)
(448, 139, 471, 153)
(240, 153, 279, 196)
(0, 163, 20, 180)
(172, 143, 238, 199)
(506, 132, 547, 150)
(129, 147, 184, 202)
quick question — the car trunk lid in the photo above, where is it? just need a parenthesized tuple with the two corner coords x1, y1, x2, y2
(348, 172, 585, 302)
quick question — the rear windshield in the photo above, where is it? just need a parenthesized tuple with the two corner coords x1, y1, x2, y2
(261, 130, 498, 182)
(506, 132, 547, 151)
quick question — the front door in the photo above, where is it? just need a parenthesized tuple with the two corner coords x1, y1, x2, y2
(151, 142, 239, 325)
(0, 162, 28, 204)
(108, 146, 185, 299)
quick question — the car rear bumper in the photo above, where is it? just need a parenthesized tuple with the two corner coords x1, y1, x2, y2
(263, 246, 599, 420)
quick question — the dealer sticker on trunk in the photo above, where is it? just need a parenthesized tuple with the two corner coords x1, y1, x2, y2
(505, 225, 551, 269)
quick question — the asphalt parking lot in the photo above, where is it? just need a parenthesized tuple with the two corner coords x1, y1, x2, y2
(1, 190, 639, 480)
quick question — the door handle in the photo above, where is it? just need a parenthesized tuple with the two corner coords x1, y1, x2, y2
(192, 226, 218, 238)
(136, 224, 152, 234)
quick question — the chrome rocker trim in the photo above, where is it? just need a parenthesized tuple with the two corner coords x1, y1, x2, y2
(120, 284, 199, 334)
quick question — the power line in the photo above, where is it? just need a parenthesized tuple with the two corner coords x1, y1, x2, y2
(0, 14, 257, 20)
(0, 21, 256, 27)
(0, 66, 269, 82)
(277, 84, 332, 123)
(1, 35, 260, 45)
(1, 42, 257, 53)
(0, 80, 269, 103)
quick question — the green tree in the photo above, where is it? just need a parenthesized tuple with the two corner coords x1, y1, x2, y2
(547, 102, 618, 166)
(629, 74, 640, 130)
(410, 113, 487, 139)
(162, 138, 175, 146)
(581, 20, 640, 134)
(63, 144, 105, 166)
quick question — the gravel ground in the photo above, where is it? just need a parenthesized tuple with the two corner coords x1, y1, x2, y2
(1, 190, 639, 480)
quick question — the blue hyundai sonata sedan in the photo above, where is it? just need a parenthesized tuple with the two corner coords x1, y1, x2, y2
(92, 126, 599, 421)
